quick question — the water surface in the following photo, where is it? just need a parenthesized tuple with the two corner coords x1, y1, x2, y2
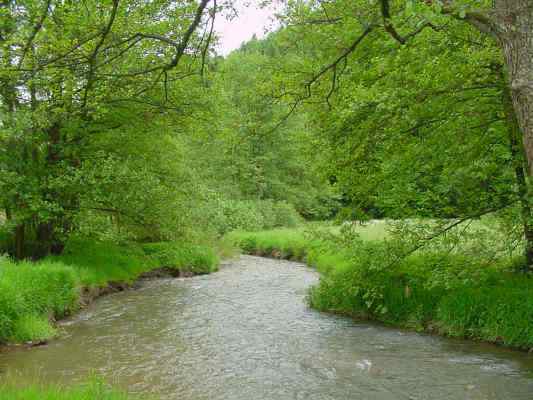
(1, 256, 532, 399)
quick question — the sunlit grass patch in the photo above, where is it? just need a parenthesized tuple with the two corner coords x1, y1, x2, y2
(142, 242, 219, 274)
(0, 379, 138, 400)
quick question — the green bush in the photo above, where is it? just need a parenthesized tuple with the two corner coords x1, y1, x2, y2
(216, 199, 265, 234)
(142, 242, 219, 274)
(270, 201, 302, 228)
(205, 198, 302, 235)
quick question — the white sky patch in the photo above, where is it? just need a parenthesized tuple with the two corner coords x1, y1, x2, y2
(214, 1, 280, 56)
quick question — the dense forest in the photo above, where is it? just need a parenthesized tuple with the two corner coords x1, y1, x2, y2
(0, 0, 533, 397)
(0, 0, 338, 260)
(1, 0, 532, 265)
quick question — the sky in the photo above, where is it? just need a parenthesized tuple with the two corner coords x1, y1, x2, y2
(213, 1, 280, 56)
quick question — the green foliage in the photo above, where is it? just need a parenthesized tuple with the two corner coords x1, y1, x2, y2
(227, 229, 310, 260)
(142, 242, 219, 274)
(437, 286, 533, 347)
(203, 199, 302, 236)
(9, 315, 57, 344)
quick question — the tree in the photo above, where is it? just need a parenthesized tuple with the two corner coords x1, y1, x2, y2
(273, 0, 533, 272)
(0, 0, 215, 258)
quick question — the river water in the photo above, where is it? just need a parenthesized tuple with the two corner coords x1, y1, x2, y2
(0, 256, 532, 399)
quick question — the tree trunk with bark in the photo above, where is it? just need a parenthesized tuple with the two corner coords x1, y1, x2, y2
(492, 1, 533, 272)
(495, 1, 533, 176)
(502, 79, 533, 270)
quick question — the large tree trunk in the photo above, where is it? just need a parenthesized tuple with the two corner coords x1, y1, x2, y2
(14, 224, 25, 260)
(502, 79, 533, 271)
(495, 1, 533, 175)
(493, 1, 533, 272)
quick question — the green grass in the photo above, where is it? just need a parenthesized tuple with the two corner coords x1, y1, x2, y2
(0, 380, 138, 400)
(0, 238, 220, 345)
(50, 239, 151, 287)
(227, 228, 310, 260)
(0, 258, 80, 344)
(229, 223, 533, 350)
(142, 242, 219, 274)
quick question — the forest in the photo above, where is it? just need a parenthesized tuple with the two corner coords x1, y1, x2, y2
(0, 0, 532, 399)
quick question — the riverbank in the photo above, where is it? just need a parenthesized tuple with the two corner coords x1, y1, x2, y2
(228, 225, 533, 351)
(0, 238, 222, 347)
(2, 254, 532, 399)
(0, 380, 137, 400)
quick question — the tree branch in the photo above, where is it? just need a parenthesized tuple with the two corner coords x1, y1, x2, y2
(306, 25, 374, 91)
(17, 0, 52, 69)
(166, 0, 211, 71)
(82, 0, 120, 111)
(380, 0, 440, 44)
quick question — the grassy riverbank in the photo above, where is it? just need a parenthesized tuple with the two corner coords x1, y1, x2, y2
(0, 238, 220, 345)
(228, 223, 533, 350)
(0, 381, 135, 400)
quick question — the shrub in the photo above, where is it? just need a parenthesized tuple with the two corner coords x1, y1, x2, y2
(271, 201, 302, 228)
(204, 198, 302, 236)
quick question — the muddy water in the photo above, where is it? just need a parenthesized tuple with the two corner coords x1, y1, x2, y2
(0, 256, 532, 399)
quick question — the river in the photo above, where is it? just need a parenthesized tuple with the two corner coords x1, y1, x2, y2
(0, 256, 532, 399)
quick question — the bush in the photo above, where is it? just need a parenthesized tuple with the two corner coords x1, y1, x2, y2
(204, 198, 302, 236)
(271, 201, 302, 228)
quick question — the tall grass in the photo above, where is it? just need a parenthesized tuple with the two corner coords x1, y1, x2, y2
(142, 242, 219, 274)
(0, 380, 137, 400)
(0, 258, 79, 343)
